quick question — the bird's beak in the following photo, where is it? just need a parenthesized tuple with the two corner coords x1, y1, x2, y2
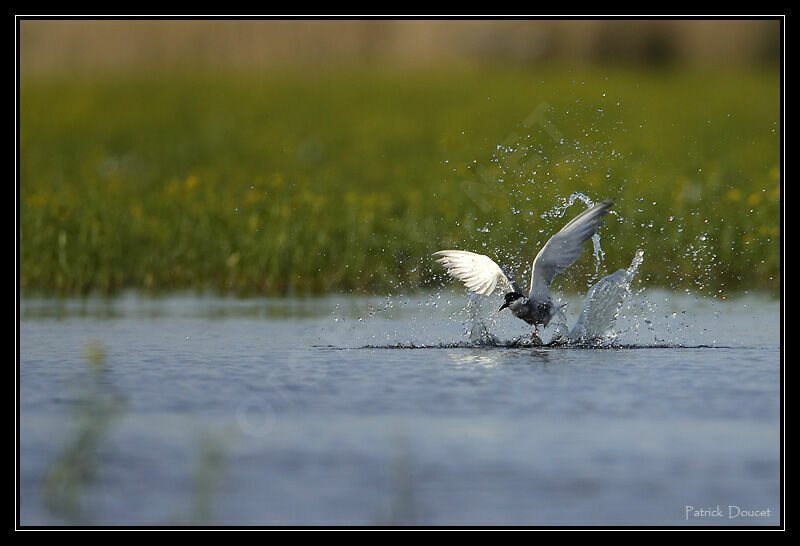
(499, 302, 510, 311)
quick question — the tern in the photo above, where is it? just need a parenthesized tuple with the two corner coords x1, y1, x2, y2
(434, 200, 614, 339)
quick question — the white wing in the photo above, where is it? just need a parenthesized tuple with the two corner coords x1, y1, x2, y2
(433, 250, 520, 295)
(529, 200, 614, 300)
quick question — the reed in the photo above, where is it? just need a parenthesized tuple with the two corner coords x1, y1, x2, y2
(20, 66, 780, 297)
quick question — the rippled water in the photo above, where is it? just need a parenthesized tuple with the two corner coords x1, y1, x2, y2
(19, 291, 780, 526)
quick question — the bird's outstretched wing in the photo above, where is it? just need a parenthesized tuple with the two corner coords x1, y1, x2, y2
(528, 200, 614, 300)
(433, 250, 521, 295)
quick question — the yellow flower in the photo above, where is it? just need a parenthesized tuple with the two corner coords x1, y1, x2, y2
(28, 192, 48, 207)
(746, 193, 762, 206)
(165, 178, 181, 195)
(248, 215, 260, 232)
(725, 188, 742, 201)
(269, 174, 284, 189)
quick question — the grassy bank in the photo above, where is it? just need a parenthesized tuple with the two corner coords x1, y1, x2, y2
(20, 66, 780, 296)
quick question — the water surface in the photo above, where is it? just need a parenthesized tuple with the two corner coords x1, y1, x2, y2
(19, 291, 781, 526)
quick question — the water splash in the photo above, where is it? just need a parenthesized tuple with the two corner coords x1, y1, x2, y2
(541, 192, 607, 282)
(542, 191, 596, 220)
(465, 293, 500, 346)
(456, 249, 644, 348)
(562, 248, 644, 345)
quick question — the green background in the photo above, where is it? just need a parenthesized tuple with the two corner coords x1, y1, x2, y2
(20, 66, 780, 297)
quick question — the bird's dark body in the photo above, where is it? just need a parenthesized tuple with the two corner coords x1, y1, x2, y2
(501, 292, 555, 327)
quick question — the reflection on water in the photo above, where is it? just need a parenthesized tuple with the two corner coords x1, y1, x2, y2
(20, 293, 780, 526)
(21, 293, 371, 321)
(38, 339, 239, 525)
(448, 349, 552, 369)
(42, 340, 126, 521)
(178, 429, 238, 525)
(374, 428, 417, 526)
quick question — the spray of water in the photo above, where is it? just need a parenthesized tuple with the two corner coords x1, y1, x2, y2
(561, 248, 644, 345)
(329, 80, 742, 348)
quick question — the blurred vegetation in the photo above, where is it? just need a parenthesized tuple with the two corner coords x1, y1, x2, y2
(170, 429, 238, 525)
(20, 66, 780, 297)
(42, 340, 126, 521)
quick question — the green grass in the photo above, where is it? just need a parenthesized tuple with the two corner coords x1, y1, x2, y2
(20, 66, 780, 297)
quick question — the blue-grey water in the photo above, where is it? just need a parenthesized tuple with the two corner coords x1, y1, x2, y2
(19, 290, 780, 526)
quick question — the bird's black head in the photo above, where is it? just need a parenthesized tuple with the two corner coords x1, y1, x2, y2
(499, 292, 524, 311)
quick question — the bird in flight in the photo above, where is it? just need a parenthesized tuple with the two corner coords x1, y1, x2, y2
(433, 200, 614, 339)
